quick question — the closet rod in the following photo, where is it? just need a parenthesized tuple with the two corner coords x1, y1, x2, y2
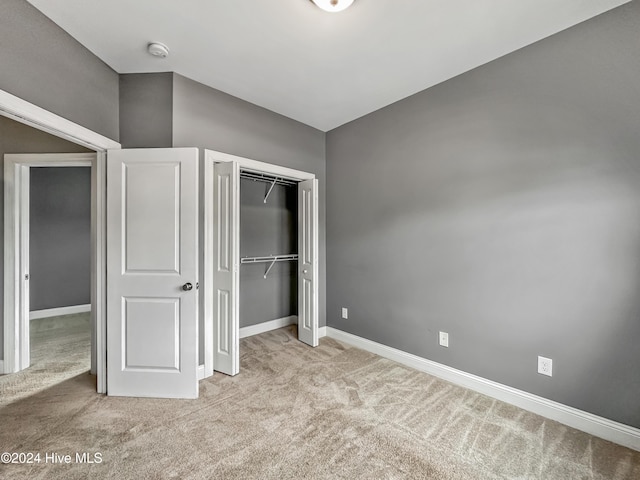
(240, 170, 298, 187)
(241, 254, 299, 279)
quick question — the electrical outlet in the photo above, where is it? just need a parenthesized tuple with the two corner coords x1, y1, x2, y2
(538, 356, 553, 377)
(341, 307, 348, 319)
(439, 331, 449, 348)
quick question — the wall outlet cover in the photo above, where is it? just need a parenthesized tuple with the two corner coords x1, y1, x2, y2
(538, 356, 553, 377)
(439, 331, 449, 348)
(341, 307, 348, 319)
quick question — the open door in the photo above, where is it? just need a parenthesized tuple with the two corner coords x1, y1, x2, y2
(212, 161, 240, 376)
(3, 159, 31, 372)
(106, 148, 199, 398)
(298, 178, 319, 347)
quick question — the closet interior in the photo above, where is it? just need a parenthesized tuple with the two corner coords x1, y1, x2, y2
(239, 170, 298, 331)
(208, 152, 318, 378)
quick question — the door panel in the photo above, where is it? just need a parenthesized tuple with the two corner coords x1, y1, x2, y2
(124, 163, 180, 272)
(124, 297, 179, 369)
(107, 148, 198, 398)
(298, 179, 319, 347)
(212, 161, 239, 376)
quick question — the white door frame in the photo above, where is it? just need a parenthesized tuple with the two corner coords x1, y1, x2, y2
(4, 153, 94, 373)
(0, 89, 120, 394)
(203, 149, 316, 378)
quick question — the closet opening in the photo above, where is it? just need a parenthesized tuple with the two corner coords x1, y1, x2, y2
(204, 149, 319, 378)
(239, 170, 298, 338)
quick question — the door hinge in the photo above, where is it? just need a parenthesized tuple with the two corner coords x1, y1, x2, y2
(25, 274, 30, 280)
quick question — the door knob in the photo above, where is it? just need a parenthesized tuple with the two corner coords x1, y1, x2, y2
(182, 282, 193, 291)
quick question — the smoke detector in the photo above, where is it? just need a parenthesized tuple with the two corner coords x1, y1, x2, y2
(147, 42, 169, 58)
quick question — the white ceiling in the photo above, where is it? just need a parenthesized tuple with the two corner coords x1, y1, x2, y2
(27, 0, 628, 132)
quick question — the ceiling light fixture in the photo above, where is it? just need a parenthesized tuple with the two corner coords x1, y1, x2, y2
(310, 0, 354, 13)
(147, 42, 169, 58)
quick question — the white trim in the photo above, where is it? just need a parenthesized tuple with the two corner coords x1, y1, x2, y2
(319, 326, 327, 338)
(4, 154, 95, 374)
(198, 365, 205, 381)
(0, 360, 4, 374)
(29, 304, 91, 320)
(0, 90, 120, 151)
(239, 316, 298, 339)
(93, 151, 108, 393)
(2, 155, 95, 167)
(205, 149, 315, 181)
(3, 159, 22, 373)
(325, 327, 640, 452)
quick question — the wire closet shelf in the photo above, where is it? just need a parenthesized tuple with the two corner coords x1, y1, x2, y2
(241, 254, 299, 279)
(240, 169, 299, 277)
(240, 169, 298, 203)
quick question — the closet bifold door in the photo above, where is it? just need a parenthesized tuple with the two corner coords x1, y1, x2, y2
(212, 161, 240, 375)
(298, 178, 319, 347)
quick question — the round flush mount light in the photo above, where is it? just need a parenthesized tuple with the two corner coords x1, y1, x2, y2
(310, 0, 354, 13)
(147, 42, 169, 58)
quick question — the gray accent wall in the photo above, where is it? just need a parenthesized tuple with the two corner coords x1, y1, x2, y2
(240, 179, 297, 327)
(0, 116, 91, 359)
(0, 0, 119, 141)
(326, 2, 640, 429)
(30, 167, 91, 310)
(119, 73, 173, 148)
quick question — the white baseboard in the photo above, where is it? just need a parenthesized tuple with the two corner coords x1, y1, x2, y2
(319, 326, 327, 338)
(198, 364, 205, 381)
(0, 360, 4, 375)
(30, 304, 91, 320)
(325, 327, 640, 452)
(239, 316, 297, 339)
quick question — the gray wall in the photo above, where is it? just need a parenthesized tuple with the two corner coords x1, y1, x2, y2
(0, 116, 91, 359)
(0, 0, 119, 141)
(326, 2, 640, 428)
(1, 0, 117, 364)
(171, 74, 326, 360)
(30, 167, 91, 311)
(119, 73, 173, 148)
(240, 179, 297, 327)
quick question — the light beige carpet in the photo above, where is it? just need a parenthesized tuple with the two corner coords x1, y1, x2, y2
(1, 318, 639, 479)
(0, 313, 92, 404)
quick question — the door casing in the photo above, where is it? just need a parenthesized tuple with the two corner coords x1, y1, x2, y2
(0, 89, 120, 394)
(4, 154, 95, 375)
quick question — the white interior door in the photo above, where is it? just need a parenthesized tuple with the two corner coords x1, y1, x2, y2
(18, 165, 30, 370)
(212, 161, 240, 376)
(298, 179, 319, 347)
(107, 148, 199, 398)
